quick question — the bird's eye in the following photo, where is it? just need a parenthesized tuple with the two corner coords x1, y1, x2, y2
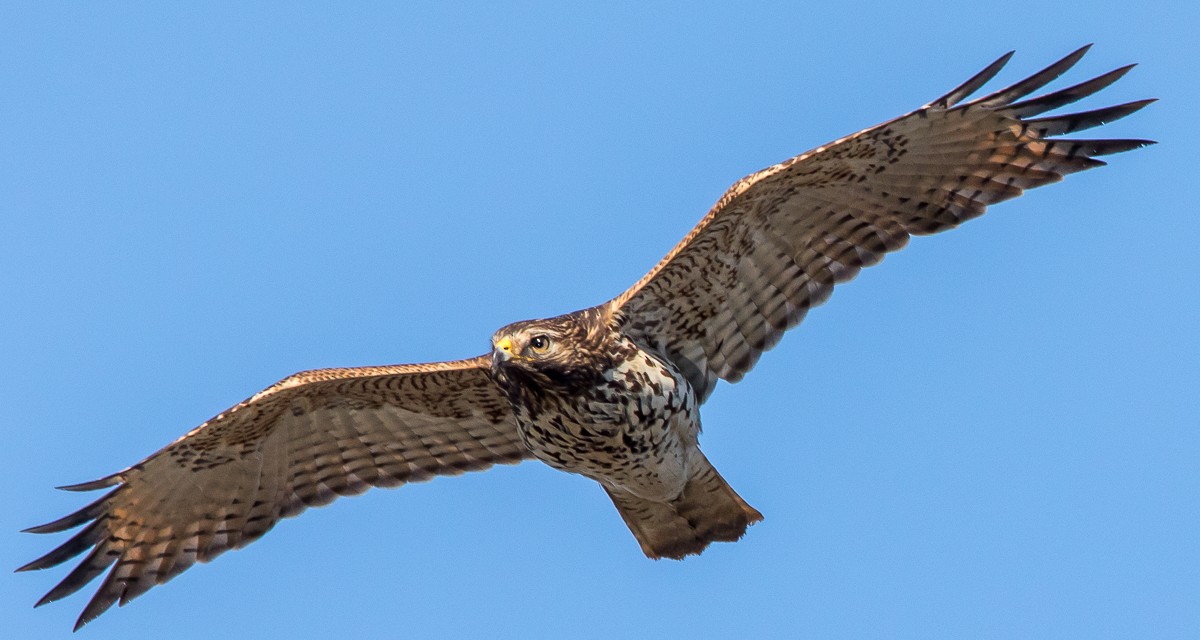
(528, 335, 551, 354)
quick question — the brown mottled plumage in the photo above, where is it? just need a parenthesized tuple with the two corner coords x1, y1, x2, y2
(22, 46, 1153, 630)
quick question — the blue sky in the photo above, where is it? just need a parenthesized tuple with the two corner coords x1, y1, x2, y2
(3, 3, 1196, 638)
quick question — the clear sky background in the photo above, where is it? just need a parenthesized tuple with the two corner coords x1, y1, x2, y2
(3, 3, 1196, 638)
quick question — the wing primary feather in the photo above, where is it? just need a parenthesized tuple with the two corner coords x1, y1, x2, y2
(1023, 99, 1156, 136)
(969, 44, 1092, 108)
(18, 520, 106, 572)
(1066, 138, 1156, 157)
(57, 473, 124, 492)
(21, 490, 118, 535)
(32, 540, 116, 607)
(931, 50, 1014, 108)
(74, 570, 124, 632)
(1004, 64, 1137, 117)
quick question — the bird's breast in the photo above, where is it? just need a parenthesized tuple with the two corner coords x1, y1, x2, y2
(511, 340, 698, 499)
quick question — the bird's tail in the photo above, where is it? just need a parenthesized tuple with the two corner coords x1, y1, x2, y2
(604, 450, 762, 559)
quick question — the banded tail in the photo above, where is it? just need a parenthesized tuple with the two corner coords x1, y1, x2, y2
(604, 451, 762, 559)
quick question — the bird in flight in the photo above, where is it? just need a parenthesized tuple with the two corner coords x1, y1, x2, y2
(22, 45, 1152, 631)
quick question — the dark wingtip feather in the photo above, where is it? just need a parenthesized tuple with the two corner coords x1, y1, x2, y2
(932, 50, 1014, 108)
(1025, 99, 1158, 136)
(23, 490, 116, 534)
(1005, 64, 1138, 117)
(58, 472, 123, 492)
(17, 521, 104, 572)
(74, 586, 121, 632)
(970, 45, 1093, 108)
(31, 542, 118, 612)
(1081, 138, 1157, 156)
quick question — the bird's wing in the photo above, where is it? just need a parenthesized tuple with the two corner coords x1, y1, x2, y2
(20, 356, 526, 630)
(611, 46, 1153, 401)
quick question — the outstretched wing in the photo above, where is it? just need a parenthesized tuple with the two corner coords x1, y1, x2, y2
(611, 46, 1153, 401)
(20, 357, 526, 630)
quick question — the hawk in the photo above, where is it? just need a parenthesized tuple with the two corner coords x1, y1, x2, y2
(22, 46, 1152, 630)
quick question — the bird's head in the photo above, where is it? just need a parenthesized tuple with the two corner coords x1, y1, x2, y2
(489, 307, 615, 393)
(490, 322, 565, 369)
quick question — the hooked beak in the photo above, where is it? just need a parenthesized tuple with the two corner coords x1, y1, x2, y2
(492, 336, 514, 368)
